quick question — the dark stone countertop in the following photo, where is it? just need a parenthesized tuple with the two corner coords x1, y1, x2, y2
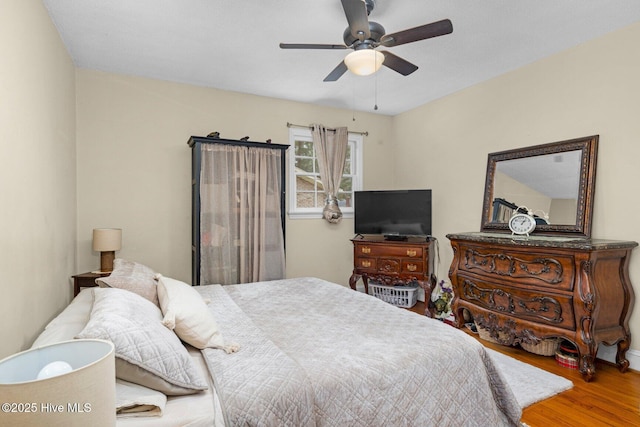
(446, 232, 638, 250)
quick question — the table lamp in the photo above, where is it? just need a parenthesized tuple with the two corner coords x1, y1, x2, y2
(0, 339, 115, 427)
(92, 228, 122, 272)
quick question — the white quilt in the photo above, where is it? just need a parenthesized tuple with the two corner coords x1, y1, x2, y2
(198, 277, 522, 427)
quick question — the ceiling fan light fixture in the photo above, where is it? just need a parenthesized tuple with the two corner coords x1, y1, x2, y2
(344, 49, 384, 76)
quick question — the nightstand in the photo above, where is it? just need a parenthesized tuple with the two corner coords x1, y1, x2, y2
(72, 271, 110, 297)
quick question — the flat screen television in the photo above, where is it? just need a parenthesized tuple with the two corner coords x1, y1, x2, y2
(354, 189, 432, 239)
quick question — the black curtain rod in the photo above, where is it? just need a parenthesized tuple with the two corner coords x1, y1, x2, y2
(286, 122, 368, 137)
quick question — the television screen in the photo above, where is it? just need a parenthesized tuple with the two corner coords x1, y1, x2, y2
(354, 190, 432, 238)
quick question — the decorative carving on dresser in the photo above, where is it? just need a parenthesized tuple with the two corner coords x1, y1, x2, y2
(379, 259, 401, 273)
(462, 279, 564, 324)
(464, 249, 564, 284)
(448, 232, 637, 381)
(473, 312, 518, 346)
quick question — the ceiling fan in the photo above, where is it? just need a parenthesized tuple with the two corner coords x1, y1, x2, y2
(279, 0, 453, 81)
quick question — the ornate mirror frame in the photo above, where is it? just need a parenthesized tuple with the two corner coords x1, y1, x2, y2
(480, 135, 598, 238)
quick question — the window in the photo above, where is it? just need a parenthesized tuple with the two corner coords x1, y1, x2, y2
(288, 127, 363, 219)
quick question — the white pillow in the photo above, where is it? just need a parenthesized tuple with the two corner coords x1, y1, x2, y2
(76, 288, 208, 395)
(96, 258, 159, 305)
(31, 288, 94, 348)
(157, 276, 239, 353)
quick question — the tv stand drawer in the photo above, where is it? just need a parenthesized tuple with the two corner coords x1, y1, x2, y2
(355, 257, 377, 271)
(355, 242, 424, 257)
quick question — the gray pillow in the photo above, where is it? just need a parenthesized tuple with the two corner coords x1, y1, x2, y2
(76, 288, 208, 395)
(96, 258, 159, 305)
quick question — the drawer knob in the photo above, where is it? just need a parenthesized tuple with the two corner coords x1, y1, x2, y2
(406, 249, 417, 257)
(361, 247, 371, 254)
(361, 260, 371, 268)
(407, 264, 417, 272)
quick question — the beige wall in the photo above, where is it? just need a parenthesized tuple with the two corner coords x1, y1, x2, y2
(392, 22, 640, 355)
(493, 171, 551, 215)
(75, 70, 394, 286)
(0, 1, 77, 358)
(549, 199, 577, 224)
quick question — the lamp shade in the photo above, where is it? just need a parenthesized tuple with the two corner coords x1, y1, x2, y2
(92, 228, 122, 252)
(344, 49, 384, 76)
(0, 339, 115, 427)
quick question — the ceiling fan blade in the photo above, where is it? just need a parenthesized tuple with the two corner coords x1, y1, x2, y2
(341, 0, 370, 40)
(380, 19, 453, 47)
(381, 51, 418, 76)
(279, 43, 347, 50)
(323, 61, 348, 82)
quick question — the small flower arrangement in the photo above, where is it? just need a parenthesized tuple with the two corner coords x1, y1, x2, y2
(432, 279, 454, 319)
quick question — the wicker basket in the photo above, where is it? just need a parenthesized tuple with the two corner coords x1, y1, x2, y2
(521, 338, 560, 356)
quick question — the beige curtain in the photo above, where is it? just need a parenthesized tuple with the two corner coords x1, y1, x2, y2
(200, 144, 285, 285)
(312, 124, 348, 224)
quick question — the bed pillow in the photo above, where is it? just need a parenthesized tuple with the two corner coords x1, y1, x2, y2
(96, 258, 159, 305)
(31, 288, 94, 348)
(157, 276, 239, 353)
(76, 287, 208, 395)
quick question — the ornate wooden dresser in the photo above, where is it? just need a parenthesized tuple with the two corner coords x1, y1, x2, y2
(447, 232, 637, 381)
(350, 235, 437, 316)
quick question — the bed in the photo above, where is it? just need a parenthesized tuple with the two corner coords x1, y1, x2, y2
(31, 260, 521, 426)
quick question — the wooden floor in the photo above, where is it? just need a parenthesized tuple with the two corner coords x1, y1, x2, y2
(408, 301, 640, 426)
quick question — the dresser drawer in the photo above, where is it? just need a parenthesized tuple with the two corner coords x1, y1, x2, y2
(355, 257, 376, 271)
(355, 244, 423, 258)
(457, 275, 575, 330)
(458, 244, 575, 292)
(355, 256, 426, 276)
(402, 260, 424, 274)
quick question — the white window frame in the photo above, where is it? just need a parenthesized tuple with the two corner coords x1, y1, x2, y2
(288, 127, 363, 219)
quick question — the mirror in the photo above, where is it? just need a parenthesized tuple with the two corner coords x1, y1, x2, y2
(481, 135, 598, 238)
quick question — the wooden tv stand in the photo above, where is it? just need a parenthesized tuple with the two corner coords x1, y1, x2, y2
(447, 232, 637, 381)
(349, 235, 437, 317)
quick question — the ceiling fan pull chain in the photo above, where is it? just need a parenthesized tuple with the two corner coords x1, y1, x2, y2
(374, 68, 379, 111)
(352, 81, 357, 121)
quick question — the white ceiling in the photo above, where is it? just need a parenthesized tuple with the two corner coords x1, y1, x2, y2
(43, 0, 640, 116)
(496, 150, 582, 199)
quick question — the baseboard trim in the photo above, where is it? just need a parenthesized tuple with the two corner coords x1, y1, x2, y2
(597, 345, 640, 372)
